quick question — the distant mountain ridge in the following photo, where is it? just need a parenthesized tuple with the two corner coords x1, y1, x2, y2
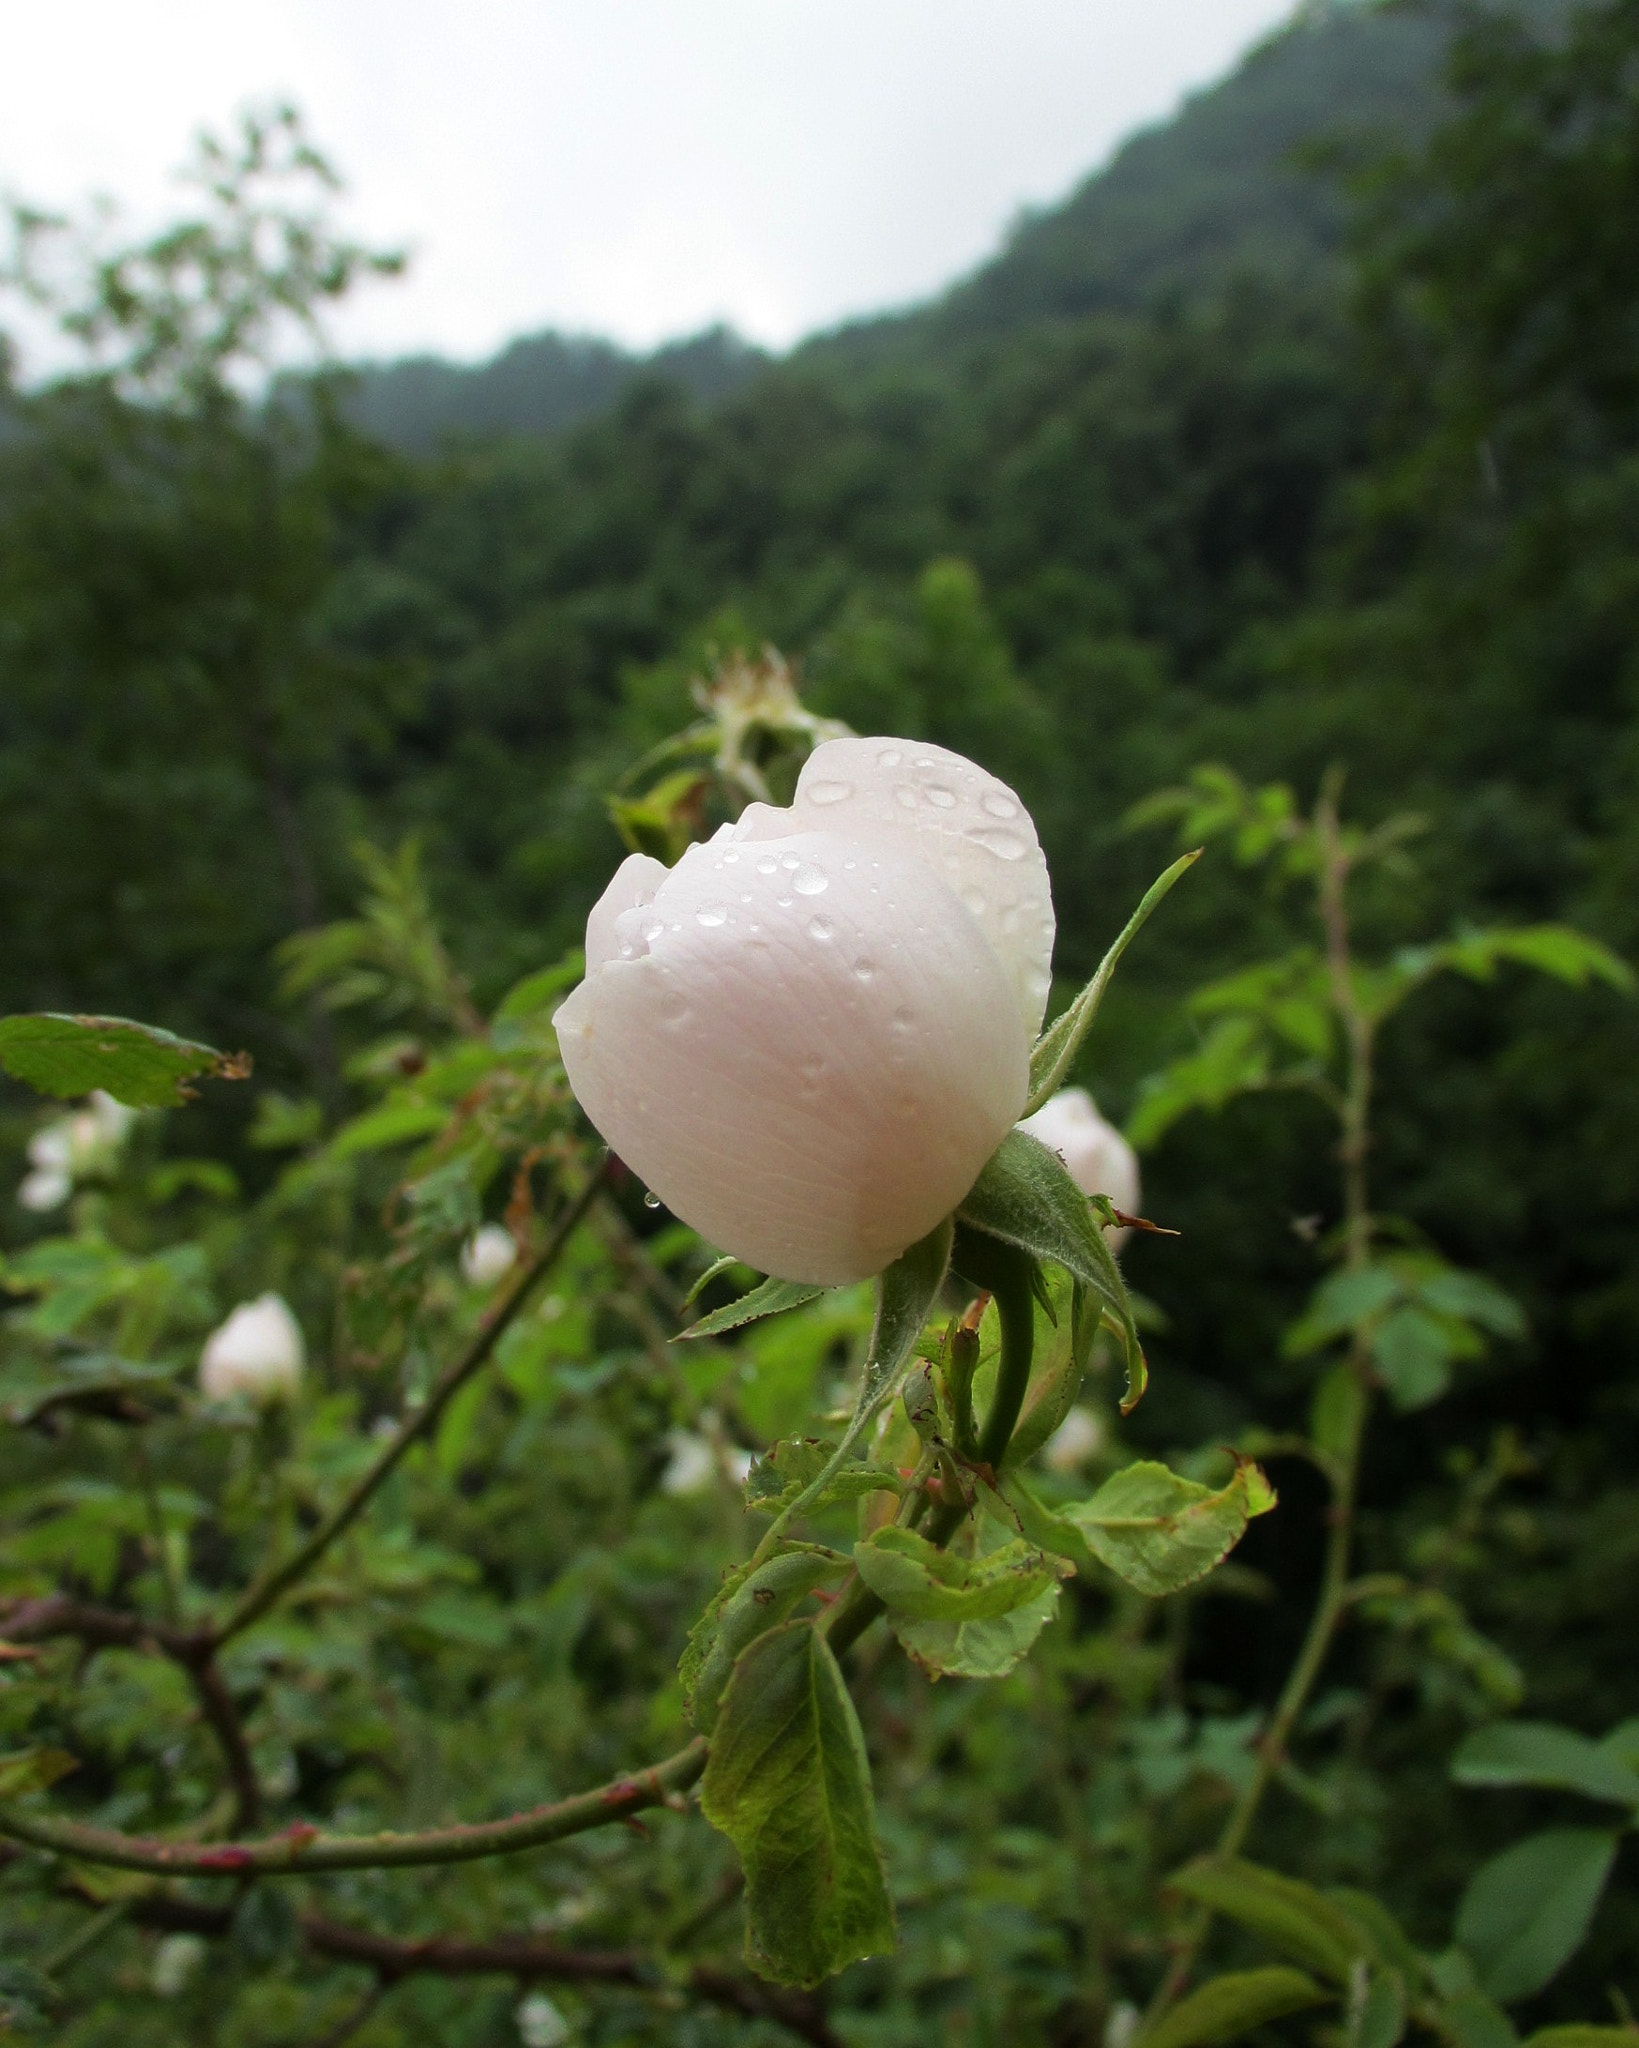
(338, 0, 1498, 452)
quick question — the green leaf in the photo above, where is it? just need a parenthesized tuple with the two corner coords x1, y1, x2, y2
(1327, 1889, 1426, 1984)
(678, 1275, 828, 1340)
(1371, 1305, 1458, 1410)
(1439, 1991, 1522, 2048)
(1454, 1828, 1619, 2002)
(1354, 1969, 1408, 2048)
(1285, 1266, 1403, 1357)
(0, 1747, 78, 1798)
(0, 1013, 247, 1107)
(744, 1439, 902, 1516)
(1168, 1856, 1372, 1984)
(1026, 850, 1200, 1112)
(958, 1130, 1146, 1413)
(700, 1619, 895, 1987)
(1125, 1015, 1274, 1149)
(682, 1545, 852, 1731)
(1524, 2030, 1639, 2048)
(1, 1351, 183, 1427)
(1416, 1270, 1526, 1339)
(1452, 1722, 1639, 1809)
(1059, 1457, 1275, 1597)
(1141, 1967, 1331, 2048)
(855, 1525, 1070, 1678)
(327, 1096, 450, 1159)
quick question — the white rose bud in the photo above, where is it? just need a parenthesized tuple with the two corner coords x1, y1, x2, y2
(659, 1430, 717, 1497)
(1018, 1087, 1140, 1247)
(199, 1293, 305, 1405)
(461, 1222, 519, 1287)
(1043, 1404, 1103, 1473)
(557, 737, 1055, 1285)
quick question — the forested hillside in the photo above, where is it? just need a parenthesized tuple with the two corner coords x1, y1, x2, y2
(3, 0, 1638, 2037)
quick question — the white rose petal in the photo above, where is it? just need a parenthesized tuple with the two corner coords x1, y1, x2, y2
(199, 1293, 305, 1404)
(1018, 1087, 1140, 1248)
(461, 1222, 519, 1287)
(557, 736, 1049, 1285)
(516, 1991, 571, 2048)
(152, 1932, 208, 1997)
(26, 1123, 74, 1175)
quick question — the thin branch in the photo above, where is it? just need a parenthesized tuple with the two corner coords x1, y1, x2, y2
(97, 1887, 840, 2047)
(310, 1980, 388, 2048)
(187, 1655, 261, 1832)
(0, 1736, 706, 1875)
(213, 1158, 607, 1647)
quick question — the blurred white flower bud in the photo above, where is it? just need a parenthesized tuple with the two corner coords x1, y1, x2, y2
(17, 1166, 71, 1212)
(1043, 1404, 1103, 1473)
(724, 1445, 755, 1487)
(558, 736, 1054, 1285)
(199, 1293, 305, 1404)
(152, 1932, 207, 1997)
(660, 1430, 717, 1496)
(1018, 1087, 1140, 1247)
(18, 1091, 137, 1211)
(461, 1222, 519, 1287)
(516, 1991, 571, 2047)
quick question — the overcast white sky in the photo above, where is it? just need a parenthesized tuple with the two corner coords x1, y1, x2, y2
(0, 1, 1297, 368)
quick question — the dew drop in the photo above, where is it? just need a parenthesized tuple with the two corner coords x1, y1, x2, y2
(853, 958, 877, 983)
(659, 987, 689, 1024)
(696, 905, 728, 927)
(780, 853, 800, 871)
(894, 784, 919, 810)
(792, 863, 828, 897)
(877, 747, 902, 768)
(843, 857, 858, 871)
(807, 914, 835, 942)
(961, 886, 987, 917)
(968, 826, 1027, 861)
(755, 855, 779, 876)
(642, 919, 665, 942)
(643, 1192, 661, 1210)
(981, 791, 1019, 820)
(618, 941, 636, 959)
(722, 850, 740, 866)
(926, 784, 957, 809)
(807, 778, 852, 806)
(799, 1052, 826, 1087)
(776, 894, 793, 908)
(891, 1007, 916, 1034)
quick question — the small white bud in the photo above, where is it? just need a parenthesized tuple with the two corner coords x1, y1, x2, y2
(461, 1222, 518, 1287)
(199, 1294, 305, 1405)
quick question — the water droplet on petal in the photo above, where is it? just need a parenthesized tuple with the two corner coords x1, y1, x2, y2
(853, 958, 877, 982)
(755, 855, 779, 876)
(722, 850, 740, 865)
(894, 784, 919, 810)
(926, 784, 957, 808)
(807, 779, 852, 805)
(642, 920, 664, 942)
(792, 863, 828, 896)
(877, 747, 902, 767)
(780, 853, 800, 871)
(808, 914, 835, 941)
(643, 1191, 661, 1209)
(968, 826, 1027, 861)
(696, 905, 728, 927)
(961, 886, 987, 917)
(981, 791, 1019, 820)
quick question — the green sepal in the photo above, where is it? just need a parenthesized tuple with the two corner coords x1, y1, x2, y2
(958, 1129, 1146, 1413)
(1140, 1967, 1331, 2048)
(743, 1439, 904, 1517)
(1006, 1279, 1099, 1468)
(1025, 849, 1201, 1113)
(700, 1619, 895, 1987)
(678, 1275, 829, 1340)
(681, 1543, 852, 1731)
(0, 1013, 248, 1107)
